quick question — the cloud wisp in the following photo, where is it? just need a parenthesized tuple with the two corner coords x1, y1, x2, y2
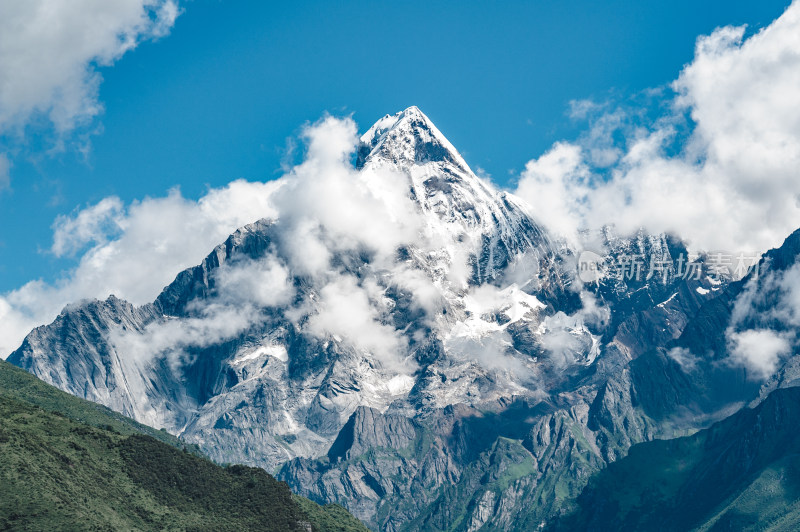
(515, 2, 800, 255)
(0, 0, 179, 136)
(725, 259, 800, 379)
(0, 116, 425, 376)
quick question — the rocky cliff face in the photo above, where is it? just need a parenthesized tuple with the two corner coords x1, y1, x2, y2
(8, 106, 788, 531)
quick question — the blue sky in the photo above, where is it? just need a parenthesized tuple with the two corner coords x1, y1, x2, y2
(0, 0, 792, 295)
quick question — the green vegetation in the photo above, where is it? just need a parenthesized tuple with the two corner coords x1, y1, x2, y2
(554, 386, 800, 532)
(0, 359, 184, 448)
(0, 360, 368, 532)
(293, 496, 373, 532)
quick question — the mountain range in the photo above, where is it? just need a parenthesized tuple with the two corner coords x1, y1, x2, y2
(7, 106, 800, 531)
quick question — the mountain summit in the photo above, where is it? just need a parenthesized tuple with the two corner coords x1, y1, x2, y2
(357, 106, 471, 172)
(7, 107, 763, 530)
(361, 106, 557, 286)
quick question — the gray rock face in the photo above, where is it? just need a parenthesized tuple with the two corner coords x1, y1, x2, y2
(10, 105, 793, 531)
(327, 407, 416, 462)
(9, 296, 190, 429)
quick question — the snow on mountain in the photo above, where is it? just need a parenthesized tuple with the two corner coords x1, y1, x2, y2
(8, 106, 741, 530)
(10, 107, 574, 460)
(359, 106, 557, 287)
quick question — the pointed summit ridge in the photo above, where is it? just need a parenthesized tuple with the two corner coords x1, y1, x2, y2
(357, 106, 471, 173)
(356, 107, 556, 285)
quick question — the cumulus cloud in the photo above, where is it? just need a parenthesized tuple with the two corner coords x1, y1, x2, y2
(729, 329, 791, 380)
(265, 116, 424, 371)
(272, 115, 420, 277)
(515, 142, 591, 244)
(0, 0, 179, 136)
(516, 2, 800, 255)
(0, 179, 281, 357)
(0, 115, 424, 372)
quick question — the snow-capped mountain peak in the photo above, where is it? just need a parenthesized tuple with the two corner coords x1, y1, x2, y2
(5, 104, 755, 531)
(7, 106, 724, 531)
(357, 107, 557, 287)
(358, 105, 471, 174)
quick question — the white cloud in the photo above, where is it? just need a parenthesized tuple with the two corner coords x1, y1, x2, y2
(730, 261, 800, 332)
(272, 115, 420, 277)
(725, 259, 800, 379)
(568, 99, 604, 121)
(0, 0, 180, 136)
(109, 304, 255, 370)
(306, 275, 412, 372)
(575, 290, 610, 330)
(515, 142, 590, 244)
(729, 329, 791, 380)
(538, 318, 587, 368)
(446, 330, 529, 375)
(51, 196, 124, 257)
(215, 257, 294, 309)
(666, 347, 698, 372)
(516, 2, 800, 255)
(0, 179, 281, 357)
(390, 265, 443, 318)
(537, 291, 606, 368)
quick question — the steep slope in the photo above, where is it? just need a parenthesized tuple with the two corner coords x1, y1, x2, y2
(8, 107, 578, 471)
(0, 360, 368, 532)
(7, 106, 747, 530)
(0, 358, 184, 448)
(554, 386, 800, 532)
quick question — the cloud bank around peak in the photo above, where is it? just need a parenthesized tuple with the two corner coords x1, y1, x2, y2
(515, 1, 800, 255)
(0, 115, 424, 368)
(0, 179, 281, 358)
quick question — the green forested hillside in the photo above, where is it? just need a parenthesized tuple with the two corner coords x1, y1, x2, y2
(554, 386, 800, 532)
(0, 359, 183, 447)
(0, 360, 367, 532)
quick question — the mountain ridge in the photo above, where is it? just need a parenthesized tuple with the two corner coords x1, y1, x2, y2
(553, 385, 800, 531)
(7, 106, 790, 530)
(0, 358, 368, 531)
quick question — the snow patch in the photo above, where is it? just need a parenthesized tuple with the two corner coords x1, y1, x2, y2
(656, 292, 678, 308)
(231, 344, 288, 365)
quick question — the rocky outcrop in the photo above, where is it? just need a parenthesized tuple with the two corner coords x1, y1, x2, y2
(327, 407, 417, 462)
(11, 105, 788, 531)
